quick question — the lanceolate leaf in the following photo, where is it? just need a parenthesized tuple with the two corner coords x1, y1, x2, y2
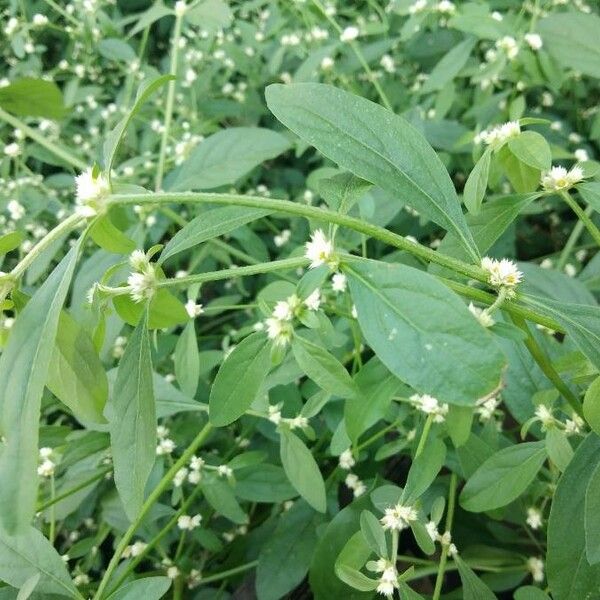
(174, 320, 199, 398)
(265, 83, 479, 262)
(460, 441, 546, 512)
(454, 555, 497, 600)
(346, 259, 505, 405)
(209, 332, 272, 427)
(159, 206, 271, 264)
(106, 309, 156, 521)
(0, 242, 81, 533)
(105, 576, 171, 600)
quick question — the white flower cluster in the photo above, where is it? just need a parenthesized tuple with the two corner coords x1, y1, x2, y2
(122, 540, 147, 559)
(411, 393, 449, 423)
(526, 507, 543, 530)
(37, 447, 55, 478)
(177, 513, 202, 531)
(174, 455, 205, 487)
(345, 473, 366, 497)
(524, 33, 543, 51)
(541, 165, 584, 192)
(476, 120, 520, 148)
(374, 560, 398, 597)
(380, 502, 418, 531)
(267, 404, 309, 430)
(156, 425, 176, 455)
(265, 290, 321, 347)
(476, 396, 501, 422)
(340, 26, 359, 42)
(74, 168, 110, 217)
(495, 36, 519, 59)
(481, 257, 523, 289)
(127, 249, 157, 303)
(468, 302, 495, 328)
(338, 449, 355, 470)
(425, 522, 458, 556)
(185, 298, 204, 318)
(528, 556, 544, 582)
(305, 229, 336, 269)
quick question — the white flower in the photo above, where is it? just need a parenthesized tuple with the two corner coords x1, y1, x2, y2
(304, 289, 321, 311)
(185, 299, 204, 318)
(4, 142, 20, 157)
(527, 557, 544, 582)
(340, 26, 359, 42)
(411, 393, 449, 423)
(468, 303, 495, 328)
(376, 566, 398, 597)
(75, 168, 110, 216)
(305, 229, 334, 269)
(436, 0, 455, 14)
(477, 396, 500, 421)
(7, 199, 25, 220)
(478, 121, 520, 148)
(526, 507, 542, 530)
(426, 521, 438, 541)
(128, 271, 156, 303)
(496, 36, 519, 59)
(174, 468, 188, 487)
(380, 503, 417, 531)
(524, 33, 543, 51)
(268, 404, 282, 425)
(39, 447, 53, 459)
(177, 514, 202, 531)
(273, 297, 296, 321)
(37, 459, 55, 477)
(167, 565, 180, 579)
(320, 56, 334, 70)
(565, 412, 585, 435)
(339, 449, 355, 470)
(188, 470, 202, 484)
(73, 573, 90, 586)
(274, 229, 291, 247)
(217, 465, 233, 477)
(266, 317, 293, 346)
(288, 415, 308, 429)
(409, 0, 427, 14)
(122, 541, 147, 559)
(541, 165, 584, 191)
(481, 257, 523, 288)
(174, 1, 186, 16)
(345, 473, 366, 496)
(332, 272, 347, 293)
(32, 13, 49, 26)
(380, 54, 395, 73)
(129, 249, 149, 272)
(534, 404, 554, 427)
(574, 149, 589, 162)
(190, 455, 205, 471)
(156, 438, 176, 455)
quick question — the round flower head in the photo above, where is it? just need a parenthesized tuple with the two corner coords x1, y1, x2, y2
(481, 257, 523, 289)
(75, 168, 110, 217)
(541, 165, 584, 191)
(305, 229, 335, 269)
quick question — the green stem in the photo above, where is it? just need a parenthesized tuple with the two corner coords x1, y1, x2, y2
(155, 11, 183, 191)
(93, 423, 213, 600)
(109, 192, 486, 282)
(49, 475, 56, 544)
(37, 467, 110, 512)
(556, 204, 594, 271)
(511, 314, 584, 419)
(560, 191, 600, 248)
(414, 414, 434, 459)
(198, 560, 259, 585)
(0, 107, 86, 170)
(432, 473, 457, 600)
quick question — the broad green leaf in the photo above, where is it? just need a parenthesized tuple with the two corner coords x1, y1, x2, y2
(201, 473, 248, 524)
(548, 434, 600, 598)
(105, 576, 171, 600)
(538, 12, 600, 79)
(578, 182, 600, 213)
(497, 145, 540, 193)
(103, 74, 174, 176)
(545, 427, 573, 472)
(346, 259, 505, 405)
(359, 510, 387, 558)
(318, 173, 372, 213)
(446, 405, 473, 448)
(583, 376, 600, 436)
(421, 38, 476, 93)
(159, 206, 271, 264)
(0, 525, 78, 597)
(585, 461, 600, 565)
(514, 587, 551, 600)
(47, 311, 108, 424)
(0, 231, 24, 255)
(265, 83, 479, 262)
(235, 464, 297, 503)
(209, 332, 272, 426)
(174, 321, 199, 398)
(280, 429, 326, 513)
(463, 148, 491, 214)
(454, 555, 497, 600)
(460, 442, 546, 512)
(106, 310, 156, 521)
(184, 0, 232, 31)
(403, 438, 446, 503)
(334, 532, 376, 591)
(89, 214, 136, 255)
(98, 38, 136, 62)
(335, 566, 378, 592)
(166, 127, 290, 191)
(0, 243, 80, 533)
(345, 357, 402, 445)
(522, 295, 600, 371)
(127, 0, 172, 38)
(0, 78, 64, 119)
(256, 501, 324, 600)
(507, 131, 552, 171)
(113, 288, 188, 329)
(292, 334, 358, 398)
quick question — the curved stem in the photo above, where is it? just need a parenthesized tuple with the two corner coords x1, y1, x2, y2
(560, 191, 600, 248)
(556, 205, 591, 271)
(198, 560, 259, 585)
(93, 422, 213, 600)
(414, 414, 434, 459)
(37, 467, 110, 512)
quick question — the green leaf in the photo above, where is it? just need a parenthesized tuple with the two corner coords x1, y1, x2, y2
(497, 145, 540, 193)
(548, 433, 600, 598)
(460, 442, 546, 512)
(47, 310, 108, 424)
(106, 310, 156, 521)
(265, 83, 479, 262)
(446, 405, 473, 448)
(585, 461, 600, 565)
(292, 334, 358, 398)
(17, 574, 40, 600)
(89, 214, 136, 255)
(159, 206, 271, 264)
(209, 332, 272, 426)
(0, 243, 80, 533)
(545, 427, 573, 472)
(334, 532, 377, 591)
(454, 555, 497, 600)
(507, 131, 552, 171)
(105, 576, 171, 600)
(280, 429, 326, 513)
(201, 473, 248, 524)
(174, 321, 199, 398)
(403, 438, 446, 503)
(463, 148, 491, 214)
(359, 510, 387, 558)
(103, 74, 174, 176)
(584, 376, 600, 436)
(98, 38, 136, 62)
(335, 565, 378, 592)
(514, 587, 551, 600)
(256, 501, 324, 600)
(346, 259, 505, 405)
(166, 127, 290, 191)
(127, 1, 172, 38)
(421, 38, 476, 94)
(0, 525, 78, 597)
(344, 357, 402, 445)
(113, 288, 188, 329)
(523, 295, 600, 371)
(184, 0, 233, 31)
(235, 464, 297, 503)
(0, 78, 64, 119)
(578, 182, 600, 212)
(538, 12, 600, 79)
(0, 230, 24, 256)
